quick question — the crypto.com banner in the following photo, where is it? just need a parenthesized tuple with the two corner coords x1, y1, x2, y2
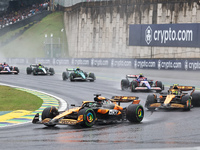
(3, 57, 200, 71)
(129, 23, 200, 47)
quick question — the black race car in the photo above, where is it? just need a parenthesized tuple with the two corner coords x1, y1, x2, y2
(0, 63, 19, 74)
(26, 64, 55, 75)
(32, 94, 144, 128)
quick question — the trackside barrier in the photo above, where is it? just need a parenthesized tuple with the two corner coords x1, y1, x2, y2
(3, 58, 200, 71)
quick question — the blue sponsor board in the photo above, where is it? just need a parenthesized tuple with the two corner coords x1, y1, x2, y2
(157, 59, 183, 70)
(71, 58, 90, 66)
(134, 59, 200, 71)
(134, 59, 184, 70)
(134, 59, 157, 69)
(3, 58, 200, 71)
(53, 58, 71, 65)
(35, 58, 52, 65)
(91, 58, 110, 67)
(129, 23, 200, 47)
(110, 58, 133, 68)
(184, 60, 200, 71)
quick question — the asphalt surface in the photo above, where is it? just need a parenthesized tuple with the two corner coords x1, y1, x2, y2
(0, 65, 200, 150)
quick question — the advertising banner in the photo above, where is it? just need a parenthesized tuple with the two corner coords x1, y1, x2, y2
(91, 58, 110, 67)
(184, 60, 200, 71)
(71, 58, 90, 66)
(157, 59, 183, 70)
(53, 58, 71, 65)
(134, 59, 157, 69)
(4, 58, 200, 71)
(129, 23, 200, 47)
(110, 58, 133, 68)
(35, 58, 52, 65)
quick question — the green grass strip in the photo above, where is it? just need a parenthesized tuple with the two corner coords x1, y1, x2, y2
(0, 85, 43, 111)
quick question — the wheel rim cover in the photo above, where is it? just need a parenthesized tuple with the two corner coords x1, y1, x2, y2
(137, 107, 144, 119)
(86, 112, 94, 123)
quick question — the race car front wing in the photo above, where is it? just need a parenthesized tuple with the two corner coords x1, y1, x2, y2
(149, 103, 185, 109)
(135, 87, 161, 90)
(32, 113, 85, 126)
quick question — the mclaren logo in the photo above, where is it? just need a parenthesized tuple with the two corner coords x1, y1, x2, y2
(145, 26, 152, 45)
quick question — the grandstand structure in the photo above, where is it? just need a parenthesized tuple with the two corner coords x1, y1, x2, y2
(0, 0, 8, 13)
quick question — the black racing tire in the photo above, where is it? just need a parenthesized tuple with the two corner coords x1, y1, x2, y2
(84, 72, 88, 77)
(70, 73, 75, 81)
(0, 67, 3, 71)
(49, 68, 55, 75)
(156, 81, 163, 92)
(78, 108, 96, 128)
(62, 71, 69, 81)
(126, 104, 144, 123)
(191, 92, 200, 107)
(14, 67, 19, 74)
(145, 94, 157, 111)
(131, 81, 137, 92)
(33, 68, 37, 75)
(88, 73, 96, 82)
(26, 67, 32, 74)
(121, 79, 129, 90)
(42, 106, 59, 127)
(181, 95, 191, 111)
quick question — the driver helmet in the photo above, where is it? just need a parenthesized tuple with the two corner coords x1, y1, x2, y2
(94, 95, 106, 103)
(76, 67, 80, 71)
(139, 73, 143, 78)
(173, 84, 179, 89)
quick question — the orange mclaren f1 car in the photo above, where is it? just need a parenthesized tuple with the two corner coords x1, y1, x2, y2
(32, 94, 144, 127)
(145, 84, 200, 111)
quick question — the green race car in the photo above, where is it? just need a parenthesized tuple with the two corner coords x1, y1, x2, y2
(62, 67, 96, 82)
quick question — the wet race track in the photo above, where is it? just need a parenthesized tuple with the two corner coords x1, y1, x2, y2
(0, 66, 200, 150)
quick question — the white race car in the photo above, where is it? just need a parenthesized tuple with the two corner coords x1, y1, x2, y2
(0, 63, 19, 74)
(121, 74, 164, 92)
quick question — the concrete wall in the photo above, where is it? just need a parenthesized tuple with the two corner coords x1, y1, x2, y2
(63, 0, 200, 58)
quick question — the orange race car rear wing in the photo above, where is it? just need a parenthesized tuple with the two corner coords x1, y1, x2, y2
(169, 86, 195, 91)
(169, 85, 195, 95)
(110, 96, 140, 105)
